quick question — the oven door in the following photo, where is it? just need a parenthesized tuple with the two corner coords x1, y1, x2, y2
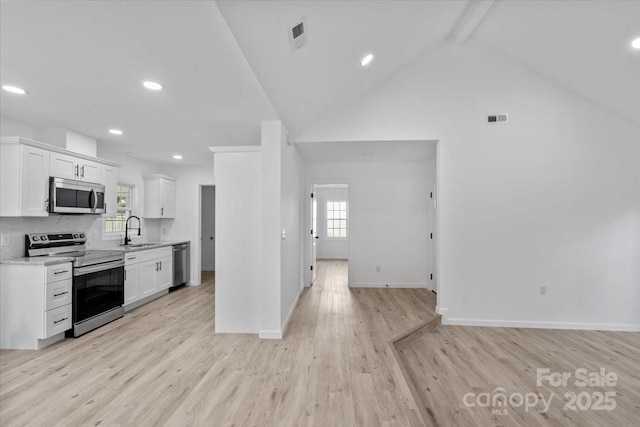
(50, 177, 106, 214)
(73, 260, 124, 325)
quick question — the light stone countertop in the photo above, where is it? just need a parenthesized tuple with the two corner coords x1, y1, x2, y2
(0, 241, 190, 266)
(0, 257, 75, 266)
(110, 240, 190, 253)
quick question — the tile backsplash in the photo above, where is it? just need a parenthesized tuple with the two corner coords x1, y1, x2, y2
(0, 215, 161, 259)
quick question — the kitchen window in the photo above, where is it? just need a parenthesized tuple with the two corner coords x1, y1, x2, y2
(104, 184, 134, 234)
(326, 201, 347, 238)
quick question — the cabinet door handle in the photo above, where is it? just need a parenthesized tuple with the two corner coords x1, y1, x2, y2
(75, 165, 79, 177)
(54, 270, 69, 275)
(159, 261, 162, 270)
(53, 317, 68, 324)
(124, 270, 127, 280)
(155, 262, 159, 271)
(161, 207, 164, 216)
(127, 256, 136, 260)
(81, 165, 85, 178)
(53, 291, 69, 297)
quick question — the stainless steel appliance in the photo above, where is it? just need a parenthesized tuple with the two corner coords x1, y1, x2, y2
(172, 242, 190, 288)
(49, 177, 105, 214)
(25, 232, 124, 337)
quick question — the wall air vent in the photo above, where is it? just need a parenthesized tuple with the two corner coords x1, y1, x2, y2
(487, 114, 508, 124)
(288, 18, 307, 52)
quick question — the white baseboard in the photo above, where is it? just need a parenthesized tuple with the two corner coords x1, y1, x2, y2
(259, 330, 282, 339)
(443, 317, 640, 332)
(349, 283, 427, 289)
(435, 306, 448, 321)
(281, 290, 301, 337)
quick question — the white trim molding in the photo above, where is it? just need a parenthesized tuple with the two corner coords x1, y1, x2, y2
(281, 290, 302, 338)
(349, 283, 428, 289)
(259, 330, 282, 339)
(208, 145, 261, 153)
(443, 318, 640, 332)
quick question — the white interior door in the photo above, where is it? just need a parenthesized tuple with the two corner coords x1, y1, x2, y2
(310, 190, 318, 285)
(201, 186, 216, 271)
(429, 179, 438, 293)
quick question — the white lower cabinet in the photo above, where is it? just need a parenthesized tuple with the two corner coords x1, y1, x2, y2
(139, 259, 158, 299)
(124, 246, 173, 309)
(124, 263, 140, 305)
(0, 263, 73, 350)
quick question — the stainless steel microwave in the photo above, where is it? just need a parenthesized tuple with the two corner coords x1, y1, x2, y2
(49, 177, 105, 214)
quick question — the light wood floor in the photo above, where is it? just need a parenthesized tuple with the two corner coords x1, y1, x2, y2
(3, 261, 638, 427)
(0, 260, 436, 426)
(398, 325, 640, 426)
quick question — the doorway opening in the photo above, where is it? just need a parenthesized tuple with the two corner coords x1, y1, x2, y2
(309, 183, 350, 287)
(200, 185, 216, 294)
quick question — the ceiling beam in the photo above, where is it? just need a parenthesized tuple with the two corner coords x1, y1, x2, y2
(447, 0, 495, 44)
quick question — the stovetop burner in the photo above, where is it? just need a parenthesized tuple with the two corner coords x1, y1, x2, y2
(25, 232, 123, 267)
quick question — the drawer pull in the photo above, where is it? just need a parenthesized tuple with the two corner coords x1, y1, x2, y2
(53, 291, 69, 297)
(54, 270, 69, 275)
(127, 256, 137, 260)
(53, 317, 68, 324)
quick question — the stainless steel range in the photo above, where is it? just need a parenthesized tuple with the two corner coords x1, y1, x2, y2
(25, 232, 125, 337)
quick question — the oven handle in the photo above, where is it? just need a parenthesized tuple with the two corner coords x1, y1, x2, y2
(74, 260, 124, 276)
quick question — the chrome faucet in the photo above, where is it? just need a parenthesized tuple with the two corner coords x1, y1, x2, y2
(124, 216, 141, 245)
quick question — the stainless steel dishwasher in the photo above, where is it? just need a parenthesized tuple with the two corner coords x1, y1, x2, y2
(172, 242, 190, 288)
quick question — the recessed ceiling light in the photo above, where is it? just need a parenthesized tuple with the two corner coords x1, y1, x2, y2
(109, 129, 123, 135)
(360, 53, 374, 67)
(143, 81, 163, 90)
(632, 37, 640, 49)
(2, 85, 28, 95)
(173, 154, 183, 160)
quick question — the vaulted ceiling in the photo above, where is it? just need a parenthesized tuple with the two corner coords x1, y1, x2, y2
(1, 1, 638, 167)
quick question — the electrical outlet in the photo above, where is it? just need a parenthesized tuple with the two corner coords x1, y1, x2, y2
(376, 265, 381, 273)
(1, 234, 9, 247)
(539, 285, 547, 296)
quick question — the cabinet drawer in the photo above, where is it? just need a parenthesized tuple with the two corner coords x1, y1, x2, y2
(44, 304, 71, 339)
(45, 264, 72, 283)
(139, 247, 171, 262)
(45, 279, 72, 310)
(124, 253, 140, 265)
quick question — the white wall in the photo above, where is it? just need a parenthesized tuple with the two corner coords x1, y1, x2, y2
(306, 161, 434, 288)
(260, 122, 282, 337)
(299, 42, 640, 330)
(280, 135, 305, 331)
(315, 186, 349, 260)
(1, 116, 40, 140)
(214, 152, 261, 333)
(161, 164, 215, 286)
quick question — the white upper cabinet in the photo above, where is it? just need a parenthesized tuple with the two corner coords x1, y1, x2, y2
(50, 152, 102, 183)
(0, 137, 120, 217)
(102, 165, 118, 217)
(144, 175, 176, 218)
(0, 142, 50, 217)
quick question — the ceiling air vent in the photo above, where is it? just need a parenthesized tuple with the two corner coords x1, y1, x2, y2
(487, 114, 508, 124)
(288, 18, 307, 52)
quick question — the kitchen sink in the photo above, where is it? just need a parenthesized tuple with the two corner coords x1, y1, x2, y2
(122, 243, 159, 248)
